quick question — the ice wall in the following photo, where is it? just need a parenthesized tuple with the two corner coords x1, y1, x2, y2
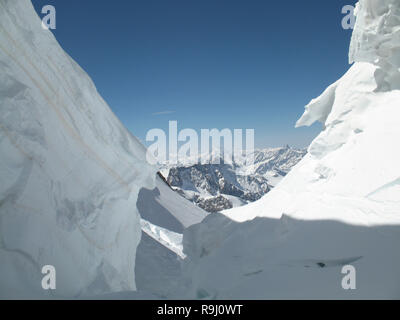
(350, 0, 400, 90)
(0, 0, 155, 298)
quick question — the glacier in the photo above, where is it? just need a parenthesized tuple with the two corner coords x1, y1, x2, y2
(179, 0, 400, 299)
(0, 0, 155, 298)
(1, 0, 400, 300)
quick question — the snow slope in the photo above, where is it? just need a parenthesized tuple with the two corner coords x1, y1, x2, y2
(180, 0, 400, 299)
(0, 0, 154, 298)
(137, 174, 207, 233)
(135, 175, 207, 298)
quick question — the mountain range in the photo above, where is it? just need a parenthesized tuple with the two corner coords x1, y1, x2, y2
(159, 146, 306, 212)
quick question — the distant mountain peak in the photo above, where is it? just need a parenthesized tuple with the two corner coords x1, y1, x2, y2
(160, 147, 306, 213)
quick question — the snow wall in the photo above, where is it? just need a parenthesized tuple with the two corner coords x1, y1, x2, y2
(0, 0, 155, 298)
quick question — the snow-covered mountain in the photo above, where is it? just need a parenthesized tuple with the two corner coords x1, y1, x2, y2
(177, 0, 400, 299)
(0, 0, 155, 298)
(160, 146, 306, 212)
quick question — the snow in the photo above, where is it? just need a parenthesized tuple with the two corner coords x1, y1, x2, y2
(0, 0, 155, 298)
(181, 213, 400, 299)
(137, 175, 207, 232)
(134, 175, 207, 298)
(134, 232, 183, 299)
(224, 59, 400, 226)
(161, 146, 305, 212)
(179, 0, 400, 299)
(349, 0, 400, 91)
(140, 219, 185, 259)
(2, 0, 400, 300)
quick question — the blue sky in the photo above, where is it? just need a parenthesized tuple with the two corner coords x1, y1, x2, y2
(33, 0, 357, 148)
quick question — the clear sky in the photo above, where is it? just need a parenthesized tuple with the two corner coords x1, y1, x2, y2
(33, 0, 357, 149)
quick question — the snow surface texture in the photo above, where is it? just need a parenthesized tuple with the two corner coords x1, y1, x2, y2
(0, 0, 155, 299)
(135, 175, 207, 298)
(137, 174, 207, 233)
(349, 0, 400, 91)
(180, 0, 400, 299)
(160, 146, 306, 213)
